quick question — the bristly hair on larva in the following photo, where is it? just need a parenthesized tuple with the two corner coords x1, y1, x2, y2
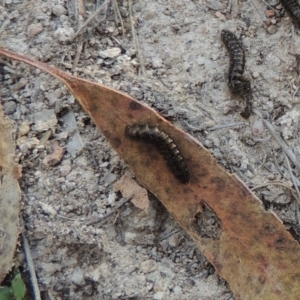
(280, 0, 300, 28)
(221, 29, 253, 118)
(125, 123, 190, 184)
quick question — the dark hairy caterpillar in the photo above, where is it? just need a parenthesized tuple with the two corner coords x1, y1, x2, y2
(221, 29, 253, 118)
(221, 29, 246, 94)
(239, 81, 252, 119)
(125, 123, 190, 183)
(280, 0, 300, 28)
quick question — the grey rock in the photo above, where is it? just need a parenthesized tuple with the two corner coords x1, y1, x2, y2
(62, 111, 84, 157)
(206, 0, 226, 10)
(267, 25, 277, 34)
(173, 286, 182, 294)
(33, 109, 58, 132)
(242, 37, 251, 48)
(3, 101, 17, 114)
(71, 268, 85, 286)
(52, 4, 67, 16)
(140, 259, 156, 273)
(104, 173, 117, 184)
(152, 57, 162, 68)
(99, 48, 121, 59)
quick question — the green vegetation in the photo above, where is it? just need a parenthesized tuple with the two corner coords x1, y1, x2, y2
(0, 269, 26, 300)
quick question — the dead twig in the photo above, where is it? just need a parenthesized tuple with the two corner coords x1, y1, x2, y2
(113, 210, 120, 225)
(251, 181, 298, 202)
(113, 0, 125, 35)
(261, 0, 280, 15)
(250, 0, 267, 22)
(72, 0, 86, 71)
(293, 86, 299, 103)
(283, 153, 300, 225)
(158, 229, 182, 241)
(128, 0, 145, 76)
(284, 154, 300, 205)
(254, 109, 300, 172)
(86, 194, 134, 226)
(208, 122, 246, 131)
(22, 230, 41, 300)
(70, 0, 110, 42)
(230, 0, 240, 18)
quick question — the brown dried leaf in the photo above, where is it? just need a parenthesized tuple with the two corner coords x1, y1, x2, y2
(0, 101, 21, 282)
(1, 47, 300, 299)
(114, 174, 149, 210)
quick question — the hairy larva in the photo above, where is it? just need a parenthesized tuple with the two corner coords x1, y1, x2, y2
(280, 0, 300, 28)
(240, 80, 253, 119)
(221, 29, 246, 94)
(125, 123, 190, 184)
(221, 29, 253, 118)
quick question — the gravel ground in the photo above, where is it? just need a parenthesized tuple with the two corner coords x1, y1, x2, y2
(1, 0, 300, 299)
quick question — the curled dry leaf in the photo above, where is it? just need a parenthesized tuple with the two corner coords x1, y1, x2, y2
(0, 102, 21, 283)
(114, 174, 149, 210)
(1, 47, 300, 299)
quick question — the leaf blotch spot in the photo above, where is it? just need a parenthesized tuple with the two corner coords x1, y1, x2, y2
(210, 177, 225, 191)
(103, 130, 111, 139)
(196, 167, 208, 178)
(129, 101, 142, 110)
(262, 223, 277, 235)
(111, 137, 121, 149)
(276, 235, 286, 245)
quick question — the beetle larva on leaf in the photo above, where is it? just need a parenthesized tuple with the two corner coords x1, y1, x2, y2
(125, 124, 190, 183)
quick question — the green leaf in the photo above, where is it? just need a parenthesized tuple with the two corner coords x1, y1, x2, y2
(11, 271, 26, 300)
(0, 286, 14, 300)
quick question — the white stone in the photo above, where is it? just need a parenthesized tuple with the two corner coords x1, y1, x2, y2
(99, 48, 121, 59)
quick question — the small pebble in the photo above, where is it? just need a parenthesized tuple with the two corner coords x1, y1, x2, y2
(173, 286, 182, 294)
(252, 71, 259, 79)
(39, 202, 57, 217)
(55, 26, 75, 42)
(265, 10, 276, 18)
(3, 101, 17, 114)
(140, 260, 156, 273)
(17, 137, 40, 153)
(168, 234, 183, 247)
(99, 48, 121, 59)
(10, 78, 28, 92)
(43, 144, 65, 166)
(252, 119, 264, 136)
(215, 11, 226, 20)
(19, 122, 30, 136)
(267, 25, 277, 34)
(104, 173, 117, 184)
(152, 57, 162, 68)
(27, 23, 43, 38)
(242, 37, 250, 48)
(107, 193, 116, 204)
(52, 4, 67, 16)
(71, 268, 85, 286)
(59, 165, 72, 177)
(33, 109, 58, 132)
